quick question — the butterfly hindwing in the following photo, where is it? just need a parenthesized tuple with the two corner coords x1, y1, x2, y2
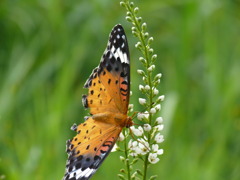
(64, 117, 122, 180)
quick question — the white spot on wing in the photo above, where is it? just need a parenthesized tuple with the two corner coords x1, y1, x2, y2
(110, 46, 129, 64)
(67, 167, 96, 180)
(76, 167, 96, 179)
(111, 46, 116, 54)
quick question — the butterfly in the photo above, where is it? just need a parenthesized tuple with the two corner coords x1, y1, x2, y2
(63, 24, 132, 180)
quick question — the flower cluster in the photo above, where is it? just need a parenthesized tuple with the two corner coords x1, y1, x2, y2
(128, 117, 164, 164)
(118, 0, 165, 179)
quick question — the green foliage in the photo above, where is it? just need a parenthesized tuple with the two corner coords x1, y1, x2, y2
(0, 0, 240, 180)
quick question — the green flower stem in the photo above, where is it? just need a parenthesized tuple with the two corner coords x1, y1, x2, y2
(124, 1, 154, 120)
(123, 2, 155, 179)
(124, 135, 131, 180)
(120, 1, 164, 180)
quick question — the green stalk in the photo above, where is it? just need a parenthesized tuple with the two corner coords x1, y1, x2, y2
(124, 2, 154, 179)
(124, 134, 131, 180)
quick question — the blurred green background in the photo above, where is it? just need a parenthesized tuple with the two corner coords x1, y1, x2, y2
(1, 0, 240, 179)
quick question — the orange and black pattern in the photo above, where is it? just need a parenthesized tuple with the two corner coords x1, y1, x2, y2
(63, 24, 131, 180)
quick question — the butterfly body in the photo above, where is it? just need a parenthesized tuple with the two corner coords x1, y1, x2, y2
(92, 112, 132, 127)
(64, 24, 131, 180)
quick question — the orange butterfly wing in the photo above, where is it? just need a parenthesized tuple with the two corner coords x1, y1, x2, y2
(64, 24, 130, 180)
(65, 117, 122, 180)
(83, 26, 130, 115)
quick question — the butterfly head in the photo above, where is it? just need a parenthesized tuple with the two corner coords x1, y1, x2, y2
(125, 116, 133, 128)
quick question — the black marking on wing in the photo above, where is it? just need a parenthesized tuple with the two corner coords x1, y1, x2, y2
(82, 95, 88, 108)
(83, 24, 130, 91)
(64, 24, 130, 180)
(64, 136, 118, 180)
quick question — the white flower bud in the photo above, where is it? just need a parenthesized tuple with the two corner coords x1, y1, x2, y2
(143, 124, 151, 132)
(150, 108, 156, 114)
(138, 111, 150, 120)
(118, 132, 125, 141)
(132, 31, 138, 37)
(137, 17, 142, 23)
(155, 124, 164, 131)
(145, 85, 150, 90)
(126, 11, 131, 16)
(120, 156, 125, 161)
(155, 104, 161, 111)
(144, 32, 149, 38)
(137, 69, 144, 75)
(134, 7, 139, 13)
(129, 104, 134, 109)
(131, 172, 137, 179)
(128, 104, 134, 112)
(156, 73, 162, 79)
(149, 48, 154, 53)
(156, 117, 163, 124)
(153, 88, 159, 95)
(135, 42, 141, 48)
(126, 16, 132, 22)
(139, 57, 146, 64)
(158, 95, 165, 101)
(139, 85, 144, 91)
(137, 113, 145, 120)
(139, 98, 147, 105)
(130, 126, 143, 136)
(120, 1, 125, 7)
(143, 111, 150, 119)
(148, 37, 154, 44)
(152, 54, 157, 60)
(147, 65, 155, 72)
(142, 22, 147, 31)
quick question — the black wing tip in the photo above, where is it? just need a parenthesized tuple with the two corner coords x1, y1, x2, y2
(113, 24, 123, 29)
(111, 24, 126, 34)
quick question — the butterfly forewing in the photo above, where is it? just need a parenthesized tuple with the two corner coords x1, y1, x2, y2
(83, 24, 130, 115)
